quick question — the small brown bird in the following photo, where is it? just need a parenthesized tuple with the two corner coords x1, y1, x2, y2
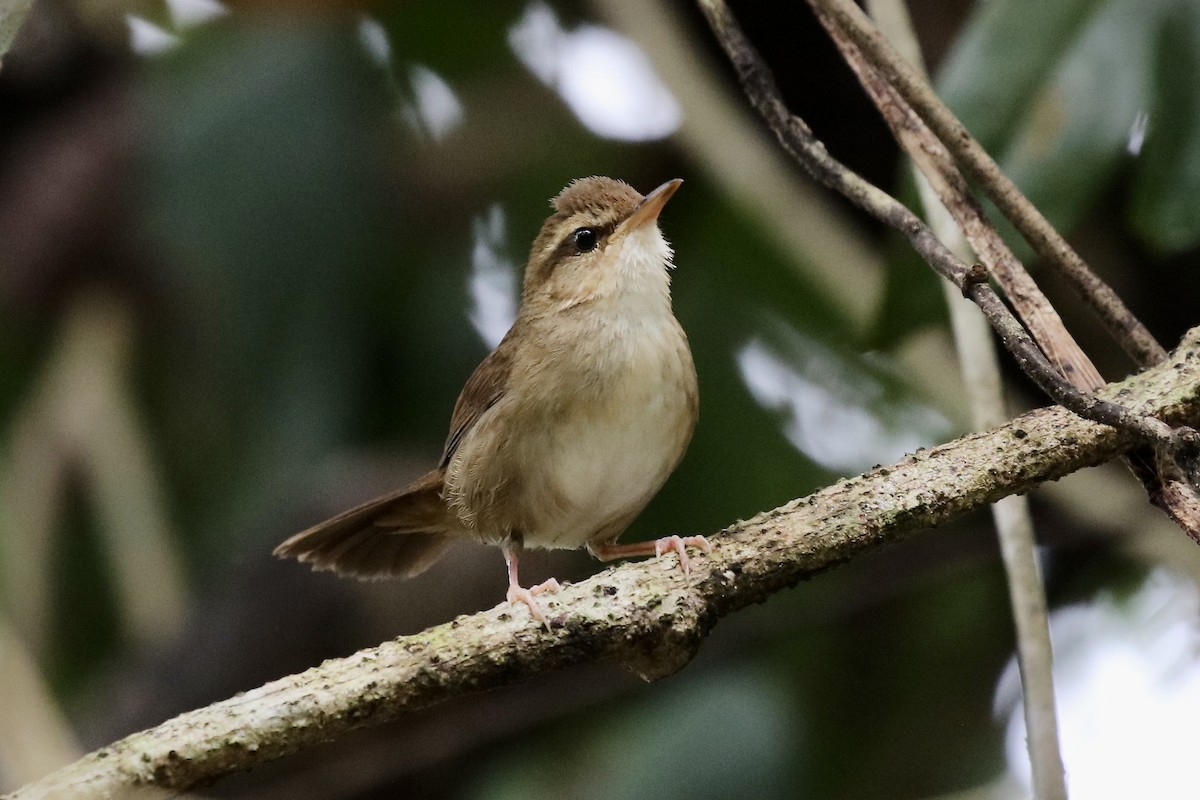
(274, 176, 707, 620)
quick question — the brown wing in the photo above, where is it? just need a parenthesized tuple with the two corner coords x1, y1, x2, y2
(439, 330, 516, 467)
(274, 331, 518, 580)
(273, 469, 452, 579)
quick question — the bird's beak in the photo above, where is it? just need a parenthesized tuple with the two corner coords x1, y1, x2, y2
(611, 178, 683, 242)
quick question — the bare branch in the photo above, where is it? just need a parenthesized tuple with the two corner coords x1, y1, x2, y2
(816, 15, 1104, 392)
(694, 0, 1186, 450)
(864, 1, 1067, 794)
(807, 0, 1167, 368)
(800, 0, 1200, 539)
(9, 328, 1200, 800)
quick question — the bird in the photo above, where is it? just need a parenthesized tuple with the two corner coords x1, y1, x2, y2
(273, 176, 707, 620)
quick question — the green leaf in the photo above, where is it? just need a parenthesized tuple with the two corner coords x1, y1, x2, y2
(939, 0, 1166, 233)
(937, 0, 1105, 150)
(1130, 2, 1200, 253)
(997, 0, 1162, 228)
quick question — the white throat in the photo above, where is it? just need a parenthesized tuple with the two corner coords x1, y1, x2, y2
(603, 223, 674, 315)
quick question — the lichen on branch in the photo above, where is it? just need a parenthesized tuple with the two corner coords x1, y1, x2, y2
(9, 328, 1200, 800)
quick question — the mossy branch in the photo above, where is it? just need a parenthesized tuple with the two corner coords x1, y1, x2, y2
(8, 328, 1200, 800)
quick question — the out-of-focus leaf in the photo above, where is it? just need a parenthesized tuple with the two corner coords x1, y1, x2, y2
(1130, 3, 1200, 253)
(937, 0, 1105, 149)
(469, 664, 799, 800)
(376, 2, 520, 84)
(938, 0, 1166, 233)
(736, 315, 951, 474)
(138, 23, 395, 552)
(49, 490, 119, 697)
(0, 0, 34, 60)
(997, 0, 1161, 229)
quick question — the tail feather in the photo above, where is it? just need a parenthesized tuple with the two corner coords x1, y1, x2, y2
(274, 469, 453, 579)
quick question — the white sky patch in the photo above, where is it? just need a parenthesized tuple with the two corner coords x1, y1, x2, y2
(406, 65, 465, 142)
(1127, 109, 1150, 156)
(736, 334, 948, 473)
(469, 204, 518, 349)
(127, 0, 225, 56)
(166, 0, 227, 30)
(508, 2, 559, 83)
(126, 15, 180, 56)
(355, 20, 462, 142)
(358, 16, 392, 68)
(508, 2, 681, 141)
(997, 569, 1200, 799)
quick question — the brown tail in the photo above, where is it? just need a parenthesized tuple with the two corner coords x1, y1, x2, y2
(273, 469, 453, 579)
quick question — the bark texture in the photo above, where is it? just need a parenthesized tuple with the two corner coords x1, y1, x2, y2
(9, 328, 1200, 800)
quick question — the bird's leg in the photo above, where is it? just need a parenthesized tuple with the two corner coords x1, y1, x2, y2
(589, 535, 712, 576)
(502, 536, 560, 622)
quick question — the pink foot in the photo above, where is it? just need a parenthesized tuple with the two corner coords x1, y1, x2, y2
(505, 578, 561, 622)
(653, 535, 712, 575)
(590, 535, 712, 575)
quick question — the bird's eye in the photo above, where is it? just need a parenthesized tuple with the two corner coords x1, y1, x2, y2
(571, 227, 598, 253)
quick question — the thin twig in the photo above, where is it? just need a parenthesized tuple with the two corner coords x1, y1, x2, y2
(695, 0, 1186, 450)
(0, 296, 189, 653)
(865, 2, 1067, 794)
(10, 329, 1200, 799)
(817, 17, 1104, 391)
(807, 0, 1167, 368)
(0, 618, 82, 787)
(805, 0, 1200, 539)
(926, 155, 1072, 800)
(990, 495, 1064, 799)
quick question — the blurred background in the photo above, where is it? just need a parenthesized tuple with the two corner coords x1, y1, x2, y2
(2, 0, 1200, 797)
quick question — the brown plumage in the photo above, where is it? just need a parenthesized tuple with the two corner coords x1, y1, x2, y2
(273, 470, 449, 579)
(273, 177, 707, 620)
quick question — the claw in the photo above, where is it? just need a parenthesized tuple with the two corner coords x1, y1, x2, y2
(502, 537, 561, 622)
(653, 534, 712, 575)
(506, 582, 559, 622)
